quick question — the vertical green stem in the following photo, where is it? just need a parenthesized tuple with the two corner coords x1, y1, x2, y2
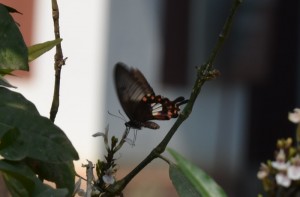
(50, 0, 65, 122)
(296, 123, 300, 148)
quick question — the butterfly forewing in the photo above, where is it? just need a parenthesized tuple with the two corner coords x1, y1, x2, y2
(114, 63, 154, 122)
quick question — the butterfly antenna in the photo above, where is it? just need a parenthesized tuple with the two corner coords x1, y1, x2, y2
(118, 110, 127, 121)
(177, 99, 189, 106)
(107, 111, 126, 122)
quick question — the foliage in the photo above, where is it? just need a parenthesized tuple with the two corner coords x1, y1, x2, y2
(168, 148, 227, 197)
(0, 3, 79, 197)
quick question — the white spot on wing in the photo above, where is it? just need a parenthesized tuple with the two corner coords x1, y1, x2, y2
(151, 103, 162, 114)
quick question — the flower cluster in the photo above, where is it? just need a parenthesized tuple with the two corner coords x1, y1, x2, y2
(258, 139, 300, 187)
(74, 126, 126, 196)
(257, 109, 300, 196)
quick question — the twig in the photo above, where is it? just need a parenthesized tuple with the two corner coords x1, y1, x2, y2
(82, 160, 94, 197)
(49, 0, 66, 122)
(158, 154, 171, 165)
(103, 0, 242, 196)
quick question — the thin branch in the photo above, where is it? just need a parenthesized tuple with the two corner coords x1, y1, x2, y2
(103, 0, 242, 196)
(205, 0, 243, 67)
(82, 160, 94, 197)
(158, 154, 171, 165)
(49, 0, 66, 122)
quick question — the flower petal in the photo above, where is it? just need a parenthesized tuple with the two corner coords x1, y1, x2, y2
(288, 108, 300, 123)
(103, 175, 115, 184)
(276, 173, 291, 187)
(288, 165, 300, 180)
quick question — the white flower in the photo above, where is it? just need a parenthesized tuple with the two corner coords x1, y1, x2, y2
(272, 161, 289, 171)
(102, 174, 115, 185)
(288, 108, 300, 123)
(287, 165, 300, 180)
(272, 149, 288, 170)
(102, 167, 116, 185)
(276, 173, 291, 187)
(287, 155, 300, 180)
(257, 163, 269, 179)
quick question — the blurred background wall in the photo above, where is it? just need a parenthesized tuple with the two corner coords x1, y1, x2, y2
(3, 0, 300, 196)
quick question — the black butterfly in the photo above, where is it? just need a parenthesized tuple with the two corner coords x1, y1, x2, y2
(114, 62, 188, 130)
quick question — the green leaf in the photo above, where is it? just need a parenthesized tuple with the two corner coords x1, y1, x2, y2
(0, 126, 19, 145)
(0, 87, 37, 112)
(0, 160, 68, 197)
(0, 126, 29, 161)
(0, 123, 12, 137)
(0, 87, 79, 162)
(0, 126, 24, 153)
(28, 39, 62, 62)
(2, 4, 22, 14)
(170, 164, 202, 197)
(168, 148, 227, 197)
(0, 68, 14, 76)
(0, 4, 28, 73)
(0, 107, 79, 162)
(0, 87, 77, 195)
(25, 158, 76, 197)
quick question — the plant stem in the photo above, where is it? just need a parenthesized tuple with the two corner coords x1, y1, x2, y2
(50, 0, 65, 122)
(103, 0, 242, 196)
(296, 123, 300, 148)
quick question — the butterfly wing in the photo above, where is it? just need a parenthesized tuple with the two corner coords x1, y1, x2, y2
(114, 62, 155, 123)
(141, 95, 188, 120)
(114, 62, 188, 130)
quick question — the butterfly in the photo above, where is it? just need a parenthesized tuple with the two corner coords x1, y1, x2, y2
(114, 62, 188, 130)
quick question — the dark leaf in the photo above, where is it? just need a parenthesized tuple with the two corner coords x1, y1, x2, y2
(0, 4, 28, 73)
(25, 158, 76, 197)
(0, 160, 68, 197)
(0, 87, 79, 162)
(168, 148, 227, 197)
(0, 87, 39, 113)
(170, 163, 202, 197)
(0, 126, 28, 161)
(1, 4, 22, 14)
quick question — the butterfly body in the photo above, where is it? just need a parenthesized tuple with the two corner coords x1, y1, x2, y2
(114, 62, 188, 130)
